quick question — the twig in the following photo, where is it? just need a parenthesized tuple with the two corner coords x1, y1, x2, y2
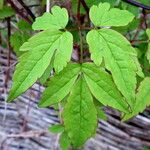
(123, 0, 150, 10)
(131, 40, 150, 44)
(131, 11, 146, 44)
(80, 0, 89, 14)
(6, 130, 47, 138)
(6, 0, 33, 24)
(17, 0, 36, 21)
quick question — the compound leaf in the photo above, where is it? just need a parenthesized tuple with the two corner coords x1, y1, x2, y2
(8, 30, 73, 101)
(82, 63, 129, 113)
(32, 6, 68, 30)
(124, 77, 150, 120)
(63, 77, 97, 147)
(87, 29, 137, 107)
(39, 63, 81, 107)
(90, 2, 134, 27)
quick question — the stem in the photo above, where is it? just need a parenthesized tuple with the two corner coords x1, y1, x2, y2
(46, 0, 50, 12)
(6, 0, 33, 24)
(17, 0, 36, 21)
(131, 10, 146, 44)
(123, 0, 150, 10)
(5, 17, 11, 89)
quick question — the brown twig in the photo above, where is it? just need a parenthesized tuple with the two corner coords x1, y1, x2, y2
(4, 17, 11, 89)
(123, 0, 150, 10)
(131, 10, 146, 45)
(6, 0, 33, 24)
(17, 0, 36, 21)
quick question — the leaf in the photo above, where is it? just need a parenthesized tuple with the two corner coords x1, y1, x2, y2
(48, 124, 64, 133)
(39, 62, 53, 84)
(0, 6, 15, 19)
(87, 29, 137, 107)
(38, 63, 81, 107)
(59, 132, 71, 150)
(121, 1, 140, 17)
(21, 29, 73, 73)
(90, 2, 134, 27)
(32, 6, 68, 30)
(0, 0, 4, 9)
(146, 28, 150, 64)
(8, 30, 73, 102)
(63, 77, 97, 147)
(124, 77, 150, 120)
(82, 63, 129, 113)
(17, 20, 32, 31)
(10, 31, 30, 56)
(97, 108, 107, 121)
(71, 0, 116, 14)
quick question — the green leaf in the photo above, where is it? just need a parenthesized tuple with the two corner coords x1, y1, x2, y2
(0, 0, 4, 9)
(90, 2, 134, 27)
(121, 1, 140, 17)
(0, 6, 15, 19)
(39, 62, 53, 84)
(71, 0, 116, 14)
(146, 28, 150, 64)
(59, 132, 71, 150)
(20, 30, 73, 73)
(10, 31, 30, 56)
(8, 30, 73, 102)
(48, 124, 64, 133)
(82, 63, 129, 113)
(124, 77, 150, 120)
(17, 20, 32, 31)
(38, 63, 81, 107)
(63, 76, 97, 148)
(87, 29, 137, 107)
(32, 6, 68, 30)
(97, 108, 107, 121)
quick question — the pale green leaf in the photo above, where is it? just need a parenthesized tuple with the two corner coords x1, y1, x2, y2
(124, 77, 150, 120)
(20, 29, 73, 73)
(63, 77, 97, 147)
(146, 28, 150, 64)
(32, 6, 68, 30)
(82, 63, 129, 113)
(90, 2, 134, 27)
(87, 29, 137, 107)
(86, 30, 103, 66)
(71, 0, 116, 14)
(59, 132, 71, 150)
(48, 124, 64, 133)
(39, 62, 53, 84)
(0, 6, 15, 19)
(8, 30, 73, 101)
(38, 63, 81, 107)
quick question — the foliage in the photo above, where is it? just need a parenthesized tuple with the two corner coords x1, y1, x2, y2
(0, 0, 149, 149)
